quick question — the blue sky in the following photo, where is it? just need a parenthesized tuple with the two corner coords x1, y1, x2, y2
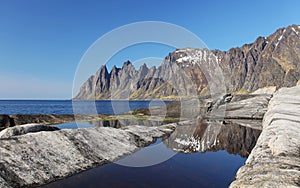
(0, 0, 299, 99)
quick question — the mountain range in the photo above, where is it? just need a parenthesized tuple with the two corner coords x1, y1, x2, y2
(75, 24, 300, 100)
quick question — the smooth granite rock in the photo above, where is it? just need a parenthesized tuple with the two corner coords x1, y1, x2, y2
(230, 86, 300, 187)
(0, 124, 176, 187)
(224, 94, 272, 119)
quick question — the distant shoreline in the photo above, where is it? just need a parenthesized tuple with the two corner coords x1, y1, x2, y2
(0, 99, 175, 101)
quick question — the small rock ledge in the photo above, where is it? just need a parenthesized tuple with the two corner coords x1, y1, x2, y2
(230, 86, 300, 187)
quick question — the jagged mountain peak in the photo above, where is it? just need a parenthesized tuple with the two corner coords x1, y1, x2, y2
(111, 65, 118, 70)
(101, 64, 108, 70)
(138, 63, 149, 72)
(122, 60, 133, 67)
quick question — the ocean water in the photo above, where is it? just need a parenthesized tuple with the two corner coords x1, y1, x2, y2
(0, 100, 170, 115)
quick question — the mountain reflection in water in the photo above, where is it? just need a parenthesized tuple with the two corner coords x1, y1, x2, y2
(164, 119, 261, 157)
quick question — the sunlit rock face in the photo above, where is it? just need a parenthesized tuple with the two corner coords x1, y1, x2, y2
(163, 120, 261, 157)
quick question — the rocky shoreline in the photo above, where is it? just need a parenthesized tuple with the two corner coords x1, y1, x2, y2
(0, 86, 299, 187)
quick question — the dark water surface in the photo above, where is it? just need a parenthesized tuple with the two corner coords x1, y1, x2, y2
(0, 100, 170, 115)
(44, 120, 261, 188)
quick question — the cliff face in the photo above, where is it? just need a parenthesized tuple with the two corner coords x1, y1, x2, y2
(218, 24, 300, 92)
(75, 24, 300, 100)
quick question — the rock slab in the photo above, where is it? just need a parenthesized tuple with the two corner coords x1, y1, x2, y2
(230, 86, 300, 187)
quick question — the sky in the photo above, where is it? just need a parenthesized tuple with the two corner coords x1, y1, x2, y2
(0, 0, 300, 99)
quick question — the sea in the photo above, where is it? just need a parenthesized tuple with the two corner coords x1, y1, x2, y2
(0, 100, 170, 115)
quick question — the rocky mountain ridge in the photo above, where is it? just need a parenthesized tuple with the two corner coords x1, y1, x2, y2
(75, 24, 300, 99)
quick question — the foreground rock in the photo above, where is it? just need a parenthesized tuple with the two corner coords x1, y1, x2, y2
(230, 86, 300, 187)
(0, 123, 176, 187)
